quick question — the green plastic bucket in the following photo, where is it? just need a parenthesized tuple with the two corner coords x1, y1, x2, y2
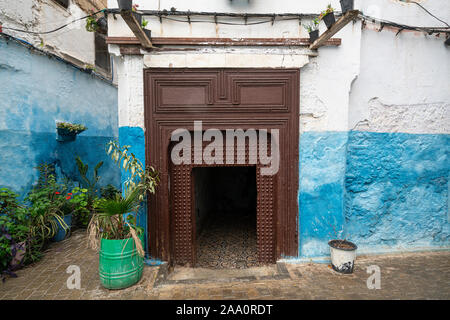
(99, 233, 144, 289)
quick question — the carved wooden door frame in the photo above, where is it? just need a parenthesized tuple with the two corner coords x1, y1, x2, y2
(144, 68, 299, 265)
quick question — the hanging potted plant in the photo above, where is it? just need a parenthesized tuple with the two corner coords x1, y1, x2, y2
(56, 122, 87, 142)
(328, 239, 357, 274)
(320, 4, 336, 30)
(141, 18, 151, 39)
(118, 0, 133, 11)
(87, 141, 159, 289)
(85, 11, 99, 32)
(339, 0, 354, 14)
(303, 17, 320, 43)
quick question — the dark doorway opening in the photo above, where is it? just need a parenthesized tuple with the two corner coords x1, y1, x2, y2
(193, 166, 258, 269)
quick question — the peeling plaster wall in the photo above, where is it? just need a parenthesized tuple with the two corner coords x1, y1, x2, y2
(0, 0, 97, 65)
(108, 0, 450, 260)
(0, 38, 120, 198)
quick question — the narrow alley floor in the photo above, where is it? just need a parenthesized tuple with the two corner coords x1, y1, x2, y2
(0, 229, 449, 300)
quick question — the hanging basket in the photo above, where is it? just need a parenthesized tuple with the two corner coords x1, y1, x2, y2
(323, 12, 336, 30)
(118, 0, 132, 11)
(57, 128, 78, 142)
(340, 0, 354, 14)
(309, 30, 319, 43)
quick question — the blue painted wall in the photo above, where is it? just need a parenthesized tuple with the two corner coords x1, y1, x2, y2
(114, 127, 449, 259)
(0, 37, 120, 197)
(298, 130, 450, 258)
(118, 126, 149, 253)
(344, 131, 449, 254)
(298, 131, 348, 257)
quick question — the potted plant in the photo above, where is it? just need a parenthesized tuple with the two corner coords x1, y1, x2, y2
(51, 191, 74, 242)
(85, 11, 99, 32)
(320, 4, 336, 30)
(26, 173, 70, 244)
(328, 239, 357, 274)
(56, 122, 87, 142)
(87, 141, 159, 289)
(118, 0, 133, 11)
(50, 211, 71, 242)
(340, 0, 354, 14)
(303, 18, 320, 43)
(89, 188, 144, 289)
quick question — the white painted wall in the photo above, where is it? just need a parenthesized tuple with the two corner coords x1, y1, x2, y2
(0, 0, 96, 65)
(108, 0, 450, 135)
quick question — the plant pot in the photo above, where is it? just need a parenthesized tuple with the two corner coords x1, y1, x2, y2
(309, 30, 319, 43)
(340, 0, 354, 14)
(143, 28, 151, 39)
(328, 239, 357, 274)
(99, 233, 144, 289)
(323, 12, 336, 29)
(132, 11, 142, 25)
(57, 128, 77, 142)
(96, 16, 108, 34)
(51, 214, 72, 242)
(118, 0, 132, 11)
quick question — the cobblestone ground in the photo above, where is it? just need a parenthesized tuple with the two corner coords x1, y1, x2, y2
(1, 229, 449, 300)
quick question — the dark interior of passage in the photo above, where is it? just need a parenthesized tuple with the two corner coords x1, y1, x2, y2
(193, 166, 258, 268)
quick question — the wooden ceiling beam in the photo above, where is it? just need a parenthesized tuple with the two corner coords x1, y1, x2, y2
(119, 10, 153, 49)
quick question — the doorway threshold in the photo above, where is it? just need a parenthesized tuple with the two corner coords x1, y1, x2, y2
(153, 262, 291, 287)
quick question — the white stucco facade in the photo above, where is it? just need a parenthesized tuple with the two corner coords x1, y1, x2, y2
(108, 0, 450, 261)
(107, 0, 449, 135)
(0, 0, 99, 66)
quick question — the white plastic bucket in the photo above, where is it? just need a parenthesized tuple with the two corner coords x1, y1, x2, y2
(328, 240, 357, 274)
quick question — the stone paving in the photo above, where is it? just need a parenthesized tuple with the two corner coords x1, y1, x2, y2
(0, 229, 449, 300)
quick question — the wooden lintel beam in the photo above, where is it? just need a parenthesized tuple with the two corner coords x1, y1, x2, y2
(106, 37, 342, 47)
(120, 10, 153, 49)
(309, 10, 359, 50)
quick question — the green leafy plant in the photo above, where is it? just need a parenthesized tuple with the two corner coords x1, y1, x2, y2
(56, 122, 87, 134)
(26, 175, 68, 244)
(88, 188, 144, 257)
(320, 4, 334, 19)
(100, 184, 121, 200)
(303, 17, 320, 32)
(141, 18, 148, 28)
(75, 156, 103, 227)
(0, 189, 29, 243)
(0, 188, 30, 277)
(85, 15, 98, 32)
(85, 9, 101, 32)
(106, 141, 159, 199)
(35, 163, 56, 190)
(68, 187, 90, 227)
(87, 141, 159, 256)
(76, 156, 102, 196)
(84, 64, 96, 72)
